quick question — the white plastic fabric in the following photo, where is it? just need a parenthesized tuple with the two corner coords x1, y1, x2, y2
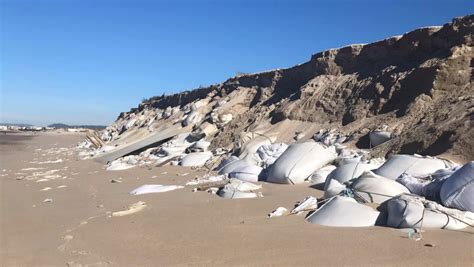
(217, 179, 262, 199)
(369, 131, 391, 147)
(179, 151, 213, 167)
(256, 143, 288, 167)
(238, 135, 273, 159)
(323, 179, 346, 199)
(324, 162, 380, 190)
(306, 196, 380, 227)
(440, 162, 474, 212)
(267, 142, 337, 184)
(374, 154, 447, 180)
(386, 194, 468, 230)
(218, 157, 257, 175)
(310, 165, 337, 184)
(228, 165, 263, 182)
(130, 184, 184, 195)
(350, 171, 410, 204)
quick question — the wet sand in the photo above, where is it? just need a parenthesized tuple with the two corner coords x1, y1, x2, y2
(1, 133, 472, 266)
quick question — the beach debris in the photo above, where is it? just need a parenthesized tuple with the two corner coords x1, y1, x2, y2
(186, 175, 227, 186)
(207, 187, 219, 194)
(217, 179, 263, 199)
(129, 184, 184, 195)
(268, 207, 288, 218)
(40, 187, 52, 191)
(57, 185, 67, 189)
(30, 159, 63, 164)
(110, 179, 122, 183)
(291, 196, 318, 215)
(43, 198, 53, 203)
(111, 201, 147, 217)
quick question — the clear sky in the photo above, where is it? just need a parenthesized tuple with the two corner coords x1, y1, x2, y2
(1, 0, 472, 126)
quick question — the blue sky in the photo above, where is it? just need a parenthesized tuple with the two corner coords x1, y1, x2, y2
(1, 0, 472, 126)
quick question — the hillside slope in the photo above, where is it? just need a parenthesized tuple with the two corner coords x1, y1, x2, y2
(103, 15, 473, 162)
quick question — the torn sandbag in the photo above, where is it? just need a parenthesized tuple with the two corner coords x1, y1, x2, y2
(130, 184, 184, 195)
(188, 139, 211, 152)
(324, 162, 380, 190)
(369, 130, 392, 147)
(310, 165, 337, 184)
(396, 167, 459, 200)
(180, 151, 213, 167)
(182, 110, 202, 127)
(256, 143, 288, 167)
(228, 165, 263, 182)
(238, 133, 274, 159)
(385, 194, 469, 230)
(217, 179, 262, 199)
(349, 171, 410, 204)
(374, 154, 448, 180)
(440, 161, 474, 212)
(267, 142, 337, 184)
(306, 196, 380, 227)
(291, 196, 317, 215)
(313, 129, 348, 146)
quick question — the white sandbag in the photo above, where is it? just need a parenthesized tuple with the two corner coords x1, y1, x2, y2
(306, 196, 380, 227)
(256, 143, 288, 167)
(440, 162, 474, 212)
(267, 142, 337, 184)
(218, 157, 257, 175)
(310, 165, 337, 184)
(182, 110, 202, 127)
(238, 135, 273, 159)
(324, 162, 379, 189)
(386, 194, 468, 230)
(189, 139, 211, 152)
(323, 179, 346, 199)
(350, 171, 410, 204)
(291, 196, 318, 215)
(228, 165, 263, 182)
(180, 151, 213, 167)
(129, 184, 184, 195)
(374, 154, 447, 180)
(369, 131, 392, 147)
(217, 180, 262, 199)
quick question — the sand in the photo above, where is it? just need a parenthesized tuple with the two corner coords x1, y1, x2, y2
(1, 133, 472, 266)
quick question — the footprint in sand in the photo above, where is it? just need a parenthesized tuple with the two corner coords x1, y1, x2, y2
(110, 201, 147, 217)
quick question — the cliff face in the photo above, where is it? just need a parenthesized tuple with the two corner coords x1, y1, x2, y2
(109, 15, 473, 161)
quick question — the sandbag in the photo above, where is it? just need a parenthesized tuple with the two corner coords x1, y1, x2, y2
(369, 131, 391, 147)
(256, 143, 288, 167)
(440, 162, 474, 212)
(218, 157, 257, 175)
(180, 152, 213, 167)
(217, 179, 262, 199)
(306, 196, 380, 227)
(374, 154, 447, 180)
(350, 171, 410, 204)
(324, 162, 379, 190)
(182, 110, 202, 127)
(228, 165, 263, 182)
(267, 142, 337, 184)
(323, 179, 346, 199)
(386, 194, 468, 230)
(310, 165, 337, 184)
(238, 135, 273, 159)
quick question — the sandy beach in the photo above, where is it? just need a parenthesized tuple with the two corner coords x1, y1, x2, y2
(0, 132, 472, 266)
